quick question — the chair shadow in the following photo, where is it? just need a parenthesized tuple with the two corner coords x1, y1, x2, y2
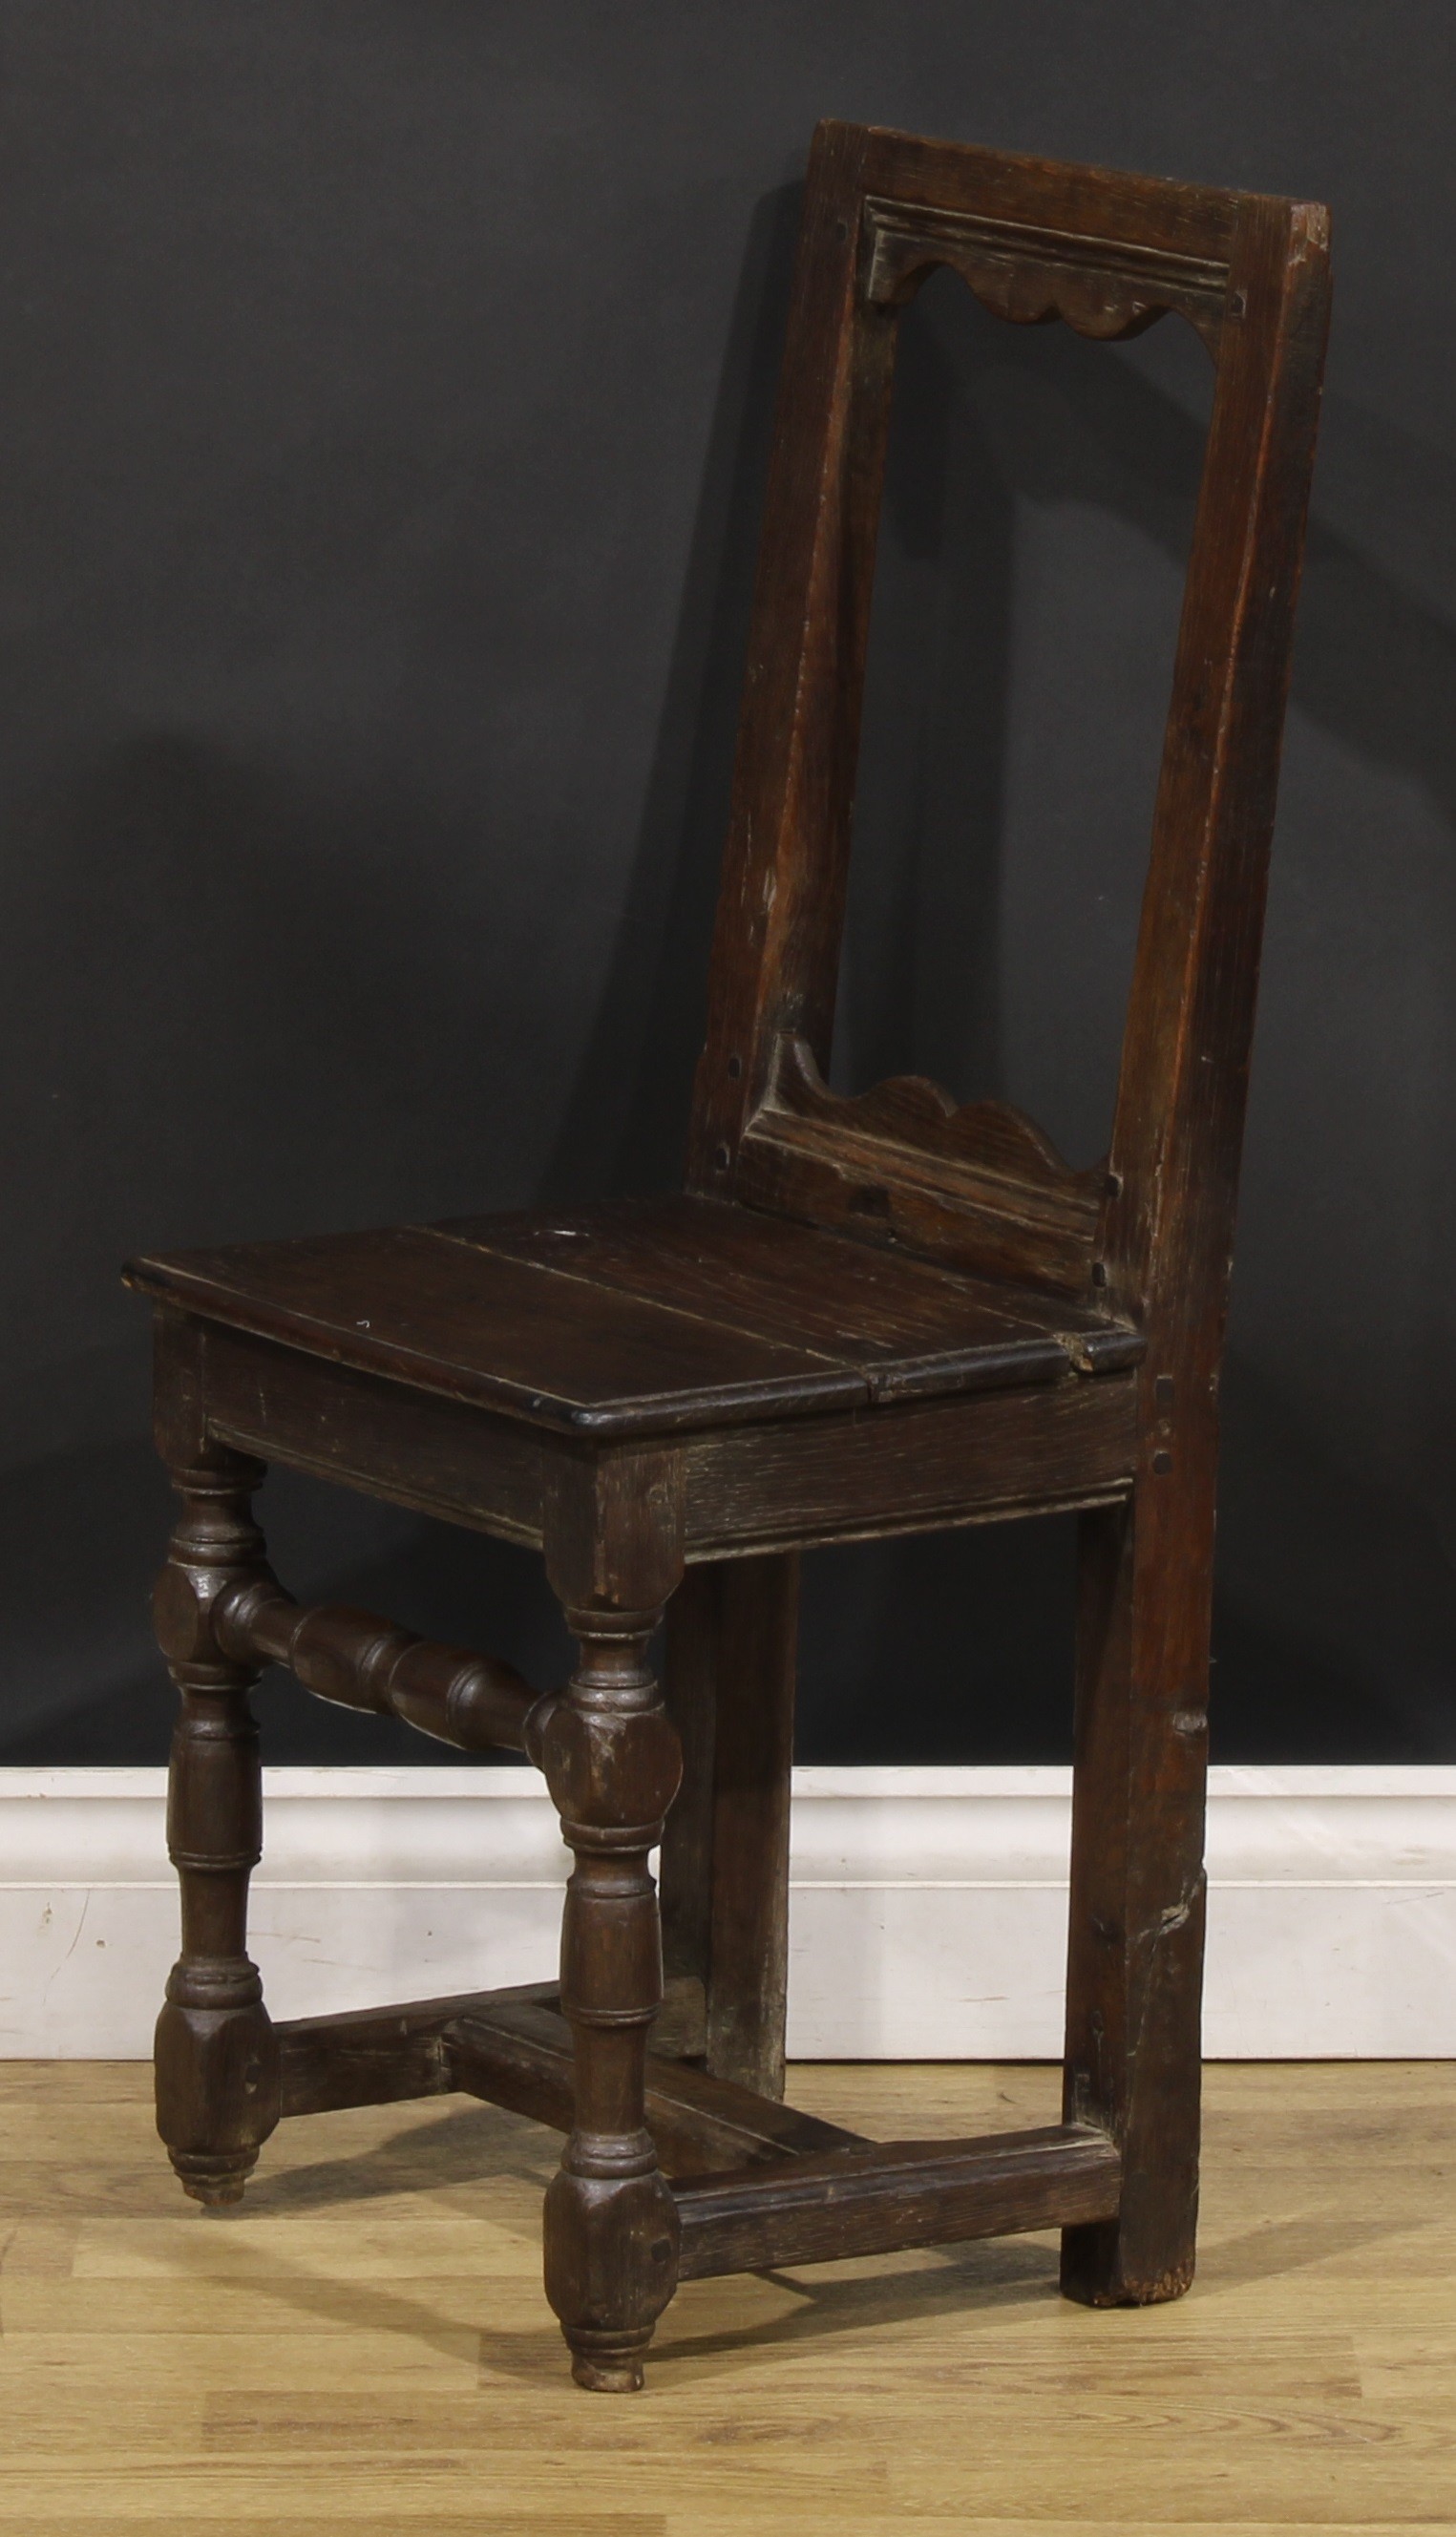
(204, 2074, 1423, 2389)
(654, 2235, 1060, 2382)
(243, 2096, 555, 2220)
(234, 2084, 1062, 2385)
(1197, 2209, 1413, 2291)
(539, 183, 1456, 1774)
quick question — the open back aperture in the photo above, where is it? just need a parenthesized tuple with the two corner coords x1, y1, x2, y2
(690, 121, 1328, 1329)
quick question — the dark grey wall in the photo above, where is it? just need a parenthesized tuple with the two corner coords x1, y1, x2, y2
(5, 1, 1454, 1765)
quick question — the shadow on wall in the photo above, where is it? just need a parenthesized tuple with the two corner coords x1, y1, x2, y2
(0, 185, 809, 1766)
(0, 723, 582, 1761)
(541, 182, 805, 1201)
(538, 203, 1456, 1762)
(7, 181, 1456, 1761)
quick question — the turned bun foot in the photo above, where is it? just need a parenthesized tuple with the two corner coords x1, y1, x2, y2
(168, 2145, 261, 2208)
(565, 2327, 656, 2394)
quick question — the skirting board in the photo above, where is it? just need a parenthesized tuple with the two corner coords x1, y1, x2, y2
(1, 1764, 1452, 2060)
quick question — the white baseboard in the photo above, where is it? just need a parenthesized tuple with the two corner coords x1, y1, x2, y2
(2, 1764, 1453, 2059)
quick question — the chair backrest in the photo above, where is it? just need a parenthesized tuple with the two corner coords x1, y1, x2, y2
(686, 120, 1330, 1358)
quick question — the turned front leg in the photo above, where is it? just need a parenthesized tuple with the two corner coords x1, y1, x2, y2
(151, 1449, 281, 2206)
(538, 1596, 684, 2391)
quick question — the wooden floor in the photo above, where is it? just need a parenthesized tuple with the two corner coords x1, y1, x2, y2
(0, 2060, 1451, 2533)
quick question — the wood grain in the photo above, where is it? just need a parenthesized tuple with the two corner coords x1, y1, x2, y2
(123, 116, 1329, 2394)
(130, 1194, 1142, 1441)
(274, 1977, 714, 2121)
(442, 1192, 1136, 1393)
(150, 1449, 280, 2209)
(128, 1225, 869, 1437)
(734, 1035, 1106, 1297)
(443, 1999, 865, 2179)
(659, 1554, 802, 2098)
(216, 1577, 542, 1758)
(681, 1375, 1139, 1554)
(275, 1980, 561, 2118)
(0, 2058, 1448, 2530)
(674, 2123, 1121, 2277)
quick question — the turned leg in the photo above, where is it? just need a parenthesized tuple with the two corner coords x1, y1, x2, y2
(539, 1461, 685, 2391)
(1061, 1487, 1211, 2304)
(151, 1448, 281, 2207)
(660, 1553, 798, 2097)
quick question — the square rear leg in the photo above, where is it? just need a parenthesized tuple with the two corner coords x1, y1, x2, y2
(1062, 1493, 1210, 2304)
(659, 1553, 798, 2098)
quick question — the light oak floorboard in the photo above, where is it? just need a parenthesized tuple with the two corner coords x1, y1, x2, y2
(0, 2061, 1450, 2529)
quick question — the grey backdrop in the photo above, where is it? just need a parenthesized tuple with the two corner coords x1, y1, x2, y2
(5, 1, 1454, 1765)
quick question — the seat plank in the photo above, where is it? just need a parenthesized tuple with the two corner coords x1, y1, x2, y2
(440, 1194, 1141, 1396)
(444, 2000, 867, 2179)
(127, 1196, 1141, 1445)
(126, 1223, 867, 1435)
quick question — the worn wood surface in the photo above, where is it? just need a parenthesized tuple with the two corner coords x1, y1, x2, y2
(150, 1449, 281, 2209)
(1, 2058, 1449, 2532)
(189, 1308, 1142, 1560)
(1059, 180, 1329, 2310)
(128, 1196, 1140, 1437)
(681, 1376, 1138, 1554)
(190, 1315, 548, 1543)
(536, 1461, 686, 2390)
(860, 185, 1232, 346)
(128, 1223, 867, 1436)
(276, 1982, 561, 2119)
(660, 1554, 799, 2099)
(733, 1035, 1107, 1296)
(444, 2000, 864, 2179)
(444, 1193, 1140, 1390)
(658, 1564, 719, 2051)
(217, 1578, 542, 1758)
(275, 1977, 713, 2121)
(125, 118, 1329, 2392)
(700, 1554, 798, 2099)
(674, 2123, 1122, 2278)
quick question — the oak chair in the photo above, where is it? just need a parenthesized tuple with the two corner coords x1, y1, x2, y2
(125, 120, 1329, 2392)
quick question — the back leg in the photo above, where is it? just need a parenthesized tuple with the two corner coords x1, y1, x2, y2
(659, 1553, 798, 2098)
(1061, 1492, 1210, 2303)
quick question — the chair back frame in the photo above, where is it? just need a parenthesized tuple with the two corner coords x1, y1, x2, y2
(686, 117, 1330, 1398)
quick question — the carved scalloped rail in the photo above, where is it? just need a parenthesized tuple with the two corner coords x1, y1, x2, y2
(735, 1034, 1107, 1297)
(861, 193, 1232, 350)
